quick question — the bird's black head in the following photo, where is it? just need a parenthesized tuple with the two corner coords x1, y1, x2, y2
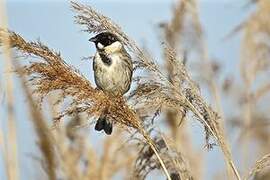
(89, 32, 120, 49)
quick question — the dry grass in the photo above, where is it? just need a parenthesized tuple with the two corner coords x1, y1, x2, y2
(133, 134, 194, 180)
(245, 153, 270, 180)
(226, 0, 270, 177)
(0, 1, 19, 179)
(0, 0, 270, 180)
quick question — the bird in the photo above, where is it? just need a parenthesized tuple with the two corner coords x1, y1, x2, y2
(89, 32, 133, 135)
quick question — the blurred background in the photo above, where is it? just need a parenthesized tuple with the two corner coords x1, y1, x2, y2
(1, 0, 269, 180)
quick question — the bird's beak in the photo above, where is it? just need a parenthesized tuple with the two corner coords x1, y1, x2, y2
(89, 36, 97, 43)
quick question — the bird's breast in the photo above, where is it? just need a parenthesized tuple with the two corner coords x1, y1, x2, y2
(93, 52, 132, 96)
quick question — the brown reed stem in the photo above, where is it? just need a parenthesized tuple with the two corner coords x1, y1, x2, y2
(0, 1, 19, 179)
(139, 128, 172, 180)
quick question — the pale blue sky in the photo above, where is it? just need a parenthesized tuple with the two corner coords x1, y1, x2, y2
(0, 1, 250, 179)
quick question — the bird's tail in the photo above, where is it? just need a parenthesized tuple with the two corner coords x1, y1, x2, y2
(94, 114, 113, 135)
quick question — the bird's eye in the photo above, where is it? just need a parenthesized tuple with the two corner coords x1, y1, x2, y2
(109, 36, 114, 41)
